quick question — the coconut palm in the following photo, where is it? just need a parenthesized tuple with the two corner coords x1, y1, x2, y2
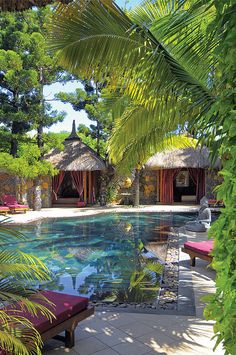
(48, 0, 218, 170)
(0, 217, 53, 355)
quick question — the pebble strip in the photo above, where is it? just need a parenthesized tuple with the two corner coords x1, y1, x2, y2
(158, 228, 179, 311)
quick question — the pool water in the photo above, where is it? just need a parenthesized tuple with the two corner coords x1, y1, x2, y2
(7, 212, 195, 304)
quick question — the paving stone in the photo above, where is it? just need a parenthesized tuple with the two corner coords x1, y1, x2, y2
(74, 337, 108, 355)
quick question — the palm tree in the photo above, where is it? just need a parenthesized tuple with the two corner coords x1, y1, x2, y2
(49, 0, 217, 169)
(0, 217, 53, 354)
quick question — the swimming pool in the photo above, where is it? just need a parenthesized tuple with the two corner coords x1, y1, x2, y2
(7, 212, 195, 304)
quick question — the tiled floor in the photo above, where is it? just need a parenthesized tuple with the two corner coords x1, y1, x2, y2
(43, 224, 224, 355)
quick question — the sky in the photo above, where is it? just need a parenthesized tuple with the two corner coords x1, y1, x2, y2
(45, 0, 139, 133)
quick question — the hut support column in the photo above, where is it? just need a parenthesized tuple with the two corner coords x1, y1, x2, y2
(83, 171, 87, 204)
(156, 171, 160, 203)
(88, 171, 92, 204)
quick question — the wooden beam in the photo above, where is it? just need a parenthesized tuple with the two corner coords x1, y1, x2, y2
(83, 171, 87, 204)
(88, 171, 92, 204)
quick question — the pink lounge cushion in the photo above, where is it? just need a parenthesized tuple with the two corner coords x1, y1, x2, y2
(4, 291, 89, 334)
(184, 240, 214, 256)
(0, 206, 9, 211)
(2, 195, 29, 209)
(8, 204, 29, 209)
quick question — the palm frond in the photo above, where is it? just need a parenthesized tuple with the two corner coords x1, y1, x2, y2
(49, 0, 214, 111)
(0, 219, 52, 354)
(130, 0, 218, 85)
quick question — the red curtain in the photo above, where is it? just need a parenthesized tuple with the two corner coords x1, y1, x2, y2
(160, 169, 180, 204)
(188, 168, 206, 203)
(52, 171, 65, 201)
(70, 171, 84, 199)
(91, 171, 95, 203)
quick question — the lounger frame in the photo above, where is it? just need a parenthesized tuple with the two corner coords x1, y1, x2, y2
(9, 207, 29, 214)
(41, 306, 94, 348)
(181, 247, 213, 267)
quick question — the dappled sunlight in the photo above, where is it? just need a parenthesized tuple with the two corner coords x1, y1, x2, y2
(84, 326, 97, 334)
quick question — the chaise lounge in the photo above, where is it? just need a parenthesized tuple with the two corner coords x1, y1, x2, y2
(4, 290, 94, 349)
(2, 194, 29, 213)
(182, 240, 214, 266)
(0, 206, 10, 215)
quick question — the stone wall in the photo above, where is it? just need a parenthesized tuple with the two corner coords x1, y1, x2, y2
(116, 169, 159, 205)
(139, 170, 159, 204)
(0, 173, 52, 208)
(205, 169, 222, 199)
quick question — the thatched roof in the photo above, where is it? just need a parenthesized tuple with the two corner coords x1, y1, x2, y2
(145, 146, 221, 170)
(0, 0, 72, 11)
(45, 121, 106, 171)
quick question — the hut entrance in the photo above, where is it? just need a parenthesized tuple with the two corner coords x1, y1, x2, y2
(58, 172, 79, 198)
(52, 170, 99, 206)
(160, 168, 205, 204)
(173, 170, 196, 203)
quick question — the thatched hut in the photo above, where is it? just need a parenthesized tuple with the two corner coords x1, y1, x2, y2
(0, 0, 71, 11)
(140, 145, 221, 204)
(45, 121, 106, 206)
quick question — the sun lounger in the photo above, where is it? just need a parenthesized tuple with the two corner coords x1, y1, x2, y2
(4, 290, 94, 349)
(2, 194, 29, 213)
(0, 206, 10, 215)
(182, 240, 213, 266)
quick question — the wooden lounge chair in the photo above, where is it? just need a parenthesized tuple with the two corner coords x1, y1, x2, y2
(0, 206, 10, 215)
(182, 240, 213, 266)
(4, 290, 94, 349)
(2, 194, 29, 213)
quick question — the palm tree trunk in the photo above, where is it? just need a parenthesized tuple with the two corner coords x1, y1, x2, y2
(33, 177, 42, 211)
(133, 169, 140, 207)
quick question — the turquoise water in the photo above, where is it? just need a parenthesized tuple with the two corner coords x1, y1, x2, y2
(8, 212, 195, 303)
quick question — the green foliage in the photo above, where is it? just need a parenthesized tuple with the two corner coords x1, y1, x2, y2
(0, 9, 65, 157)
(0, 218, 52, 354)
(201, 2, 236, 354)
(0, 150, 57, 178)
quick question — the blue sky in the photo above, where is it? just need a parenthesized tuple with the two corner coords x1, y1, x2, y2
(45, 0, 140, 133)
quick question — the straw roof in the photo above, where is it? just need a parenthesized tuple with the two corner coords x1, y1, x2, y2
(145, 146, 221, 170)
(45, 121, 106, 171)
(0, 0, 72, 11)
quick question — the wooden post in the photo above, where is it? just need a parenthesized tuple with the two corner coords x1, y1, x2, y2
(83, 171, 87, 204)
(156, 170, 160, 203)
(159, 170, 163, 203)
(88, 171, 92, 204)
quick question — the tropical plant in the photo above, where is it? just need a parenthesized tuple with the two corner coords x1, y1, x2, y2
(49, 0, 236, 353)
(48, 0, 215, 170)
(0, 217, 53, 354)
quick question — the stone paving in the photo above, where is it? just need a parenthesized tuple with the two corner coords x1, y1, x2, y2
(4, 206, 223, 354)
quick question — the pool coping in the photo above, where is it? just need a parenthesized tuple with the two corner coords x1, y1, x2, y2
(3, 204, 199, 225)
